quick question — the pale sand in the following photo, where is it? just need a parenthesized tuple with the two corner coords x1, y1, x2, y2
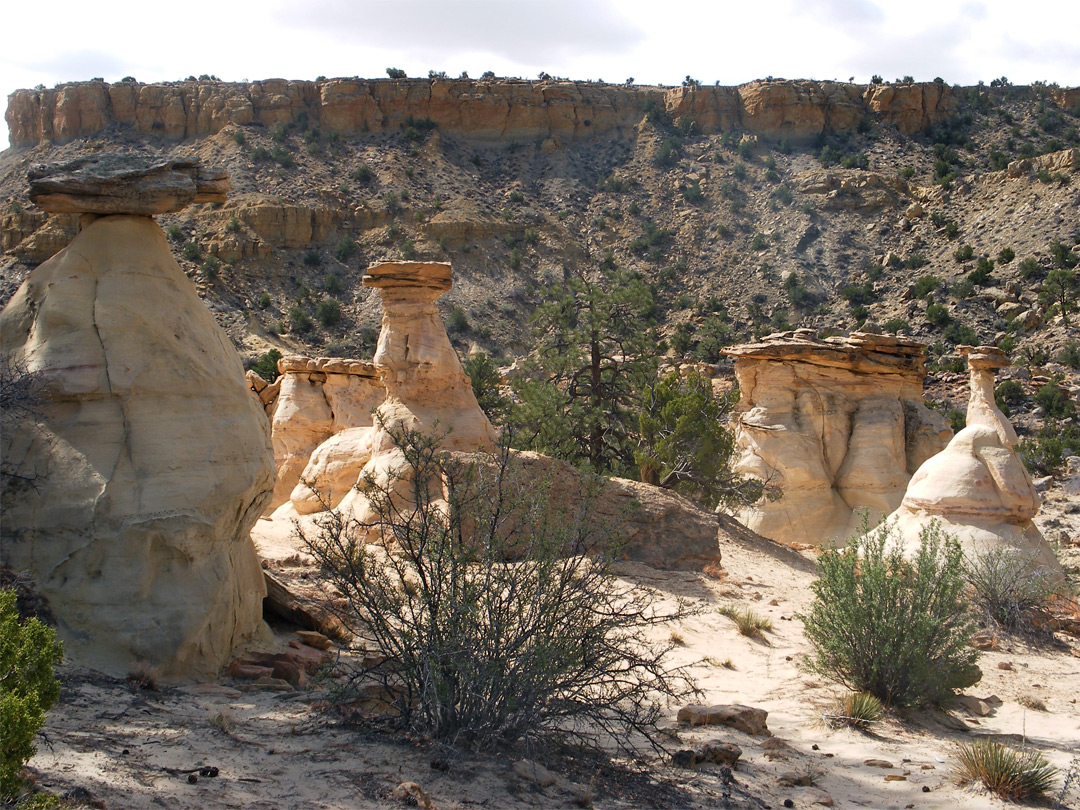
(25, 520, 1080, 809)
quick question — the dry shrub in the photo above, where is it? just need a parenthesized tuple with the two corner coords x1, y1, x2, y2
(299, 427, 696, 752)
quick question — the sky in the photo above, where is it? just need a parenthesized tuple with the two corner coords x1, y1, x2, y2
(2, 0, 1079, 147)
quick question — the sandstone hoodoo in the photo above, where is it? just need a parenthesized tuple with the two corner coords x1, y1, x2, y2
(253, 260, 726, 570)
(883, 346, 1063, 574)
(723, 330, 951, 547)
(0, 156, 273, 680)
(270, 260, 498, 519)
(256, 355, 384, 510)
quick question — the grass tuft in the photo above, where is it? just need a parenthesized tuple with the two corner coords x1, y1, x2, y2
(719, 605, 772, 637)
(823, 691, 883, 729)
(955, 740, 1058, 801)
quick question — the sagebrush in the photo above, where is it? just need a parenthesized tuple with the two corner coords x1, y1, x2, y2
(299, 427, 695, 752)
(962, 545, 1064, 631)
(801, 521, 980, 707)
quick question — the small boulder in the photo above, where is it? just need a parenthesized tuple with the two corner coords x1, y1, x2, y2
(391, 782, 434, 809)
(677, 704, 770, 736)
(513, 760, 557, 787)
(701, 742, 742, 768)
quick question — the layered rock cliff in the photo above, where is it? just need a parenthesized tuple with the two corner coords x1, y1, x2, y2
(7, 77, 976, 148)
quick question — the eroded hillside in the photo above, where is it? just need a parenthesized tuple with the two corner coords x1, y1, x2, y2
(2, 76, 1078, 426)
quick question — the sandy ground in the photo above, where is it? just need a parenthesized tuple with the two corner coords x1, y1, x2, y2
(22, 507, 1080, 810)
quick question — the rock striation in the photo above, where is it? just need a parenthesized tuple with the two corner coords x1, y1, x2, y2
(723, 330, 951, 546)
(6, 77, 976, 148)
(28, 153, 229, 214)
(0, 157, 273, 680)
(257, 355, 384, 510)
(883, 347, 1062, 574)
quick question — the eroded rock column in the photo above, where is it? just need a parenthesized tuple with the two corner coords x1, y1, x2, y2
(0, 155, 274, 680)
(885, 347, 1062, 574)
(723, 330, 951, 546)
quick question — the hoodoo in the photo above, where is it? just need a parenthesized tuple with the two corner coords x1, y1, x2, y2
(723, 330, 951, 546)
(0, 155, 274, 680)
(883, 346, 1063, 574)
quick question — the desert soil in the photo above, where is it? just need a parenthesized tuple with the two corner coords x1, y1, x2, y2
(24, 519, 1080, 810)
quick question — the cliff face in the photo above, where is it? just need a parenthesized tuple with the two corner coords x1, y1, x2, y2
(7, 77, 973, 147)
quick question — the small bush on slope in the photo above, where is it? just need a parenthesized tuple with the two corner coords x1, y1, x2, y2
(801, 521, 980, 707)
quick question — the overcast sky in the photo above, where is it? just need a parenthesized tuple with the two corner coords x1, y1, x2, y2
(2, 0, 1079, 147)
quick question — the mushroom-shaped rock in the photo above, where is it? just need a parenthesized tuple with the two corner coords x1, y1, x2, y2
(881, 346, 1061, 575)
(722, 331, 950, 546)
(0, 208, 273, 680)
(305, 261, 497, 519)
(28, 153, 230, 215)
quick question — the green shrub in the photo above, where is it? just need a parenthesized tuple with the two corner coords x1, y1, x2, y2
(955, 740, 1058, 801)
(258, 292, 272, 309)
(1, 590, 63, 799)
(926, 303, 951, 327)
(953, 244, 975, 263)
(911, 275, 939, 298)
(199, 258, 220, 282)
(801, 521, 980, 707)
(681, 181, 704, 203)
(1057, 339, 1080, 369)
(297, 428, 693, 750)
(1034, 381, 1076, 418)
(969, 257, 994, 285)
(750, 233, 768, 251)
(840, 281, 875, 306)
(323, 273, 342, 295)
(882, 318, 911, 334)
(997, 246, 1015, 264)
(302, 249, 322, 268)
(994, 379, 1025, 414)
(463, 352, 508, 421)
(445, 306, 469, 335)
(334, 238, 356, 262)
(251, 348, 282, 382)
(944, 321, 978, 346)
(1050, 241, 1079, 269)
(1019, 420, 1080, 475)
(180, 240, 201, 261)
(288, 306, 313, 334)
(352, 164, 375, 184)
(316, 298, 342, 327)
(1018, 256, 1044, 280)
(951, 278, 975, 300)
(166, 224, 184, 241)
(904, 253, 928, 270)
(655, 137, 681, 167)
(270, 145, 294, 168)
